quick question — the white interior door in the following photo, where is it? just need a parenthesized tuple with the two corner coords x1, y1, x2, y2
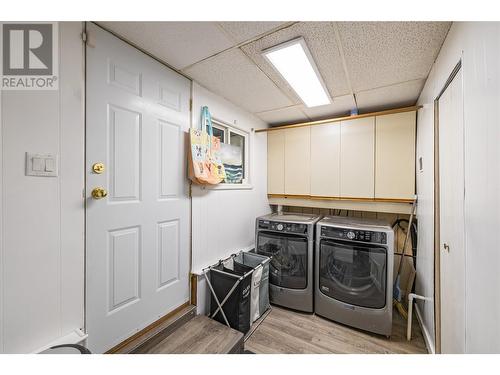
(438, 67, 465, 353)
(85, 23, 191, 353)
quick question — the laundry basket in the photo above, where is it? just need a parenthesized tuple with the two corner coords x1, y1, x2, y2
(207, 263, 252, 334)
(233, 252, 270, 322)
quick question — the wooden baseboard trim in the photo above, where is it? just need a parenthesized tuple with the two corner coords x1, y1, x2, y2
(190, 273, 197, 306)
(105, 301, 191, 354)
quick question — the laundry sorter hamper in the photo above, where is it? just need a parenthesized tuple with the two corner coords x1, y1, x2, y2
(233, 252, 270, 323)
(205, 262, 253, 334)
(203, 251, 271, 334)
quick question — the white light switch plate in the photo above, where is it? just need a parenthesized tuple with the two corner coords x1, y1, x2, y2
(26, 152, 58, 177)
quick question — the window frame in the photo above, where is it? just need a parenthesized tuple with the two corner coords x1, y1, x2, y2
(205, 118, 252, 190)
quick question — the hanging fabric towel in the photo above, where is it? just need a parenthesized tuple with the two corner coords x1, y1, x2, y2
(220, 143, 243, 184)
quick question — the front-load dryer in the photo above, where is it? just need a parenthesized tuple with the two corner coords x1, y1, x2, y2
(315, 216, 394, 336)
(255, 213, 320, 312)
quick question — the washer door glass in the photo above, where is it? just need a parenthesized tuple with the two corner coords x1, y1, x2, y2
(319, 239, 387, 309)
(256, 232, 308, 289)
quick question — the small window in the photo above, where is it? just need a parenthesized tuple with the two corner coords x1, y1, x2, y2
(212, 119, 249, 185)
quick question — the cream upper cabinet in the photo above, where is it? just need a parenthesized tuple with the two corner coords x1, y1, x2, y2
(310, 122, 340, 197)
(375, 111, 416, 199)
(267, 129, 285, 195)
(340, 117, 375, 198)
(266, 109, 416, 202)
(284, 126, 311, 195)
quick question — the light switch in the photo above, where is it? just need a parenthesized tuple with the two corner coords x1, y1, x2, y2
(45, 158, 55, 172)
(32, 157, 44, 171)
(26, 152, 58, 177)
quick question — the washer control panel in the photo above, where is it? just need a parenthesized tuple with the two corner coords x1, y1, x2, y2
(320, 226, 387, 244)
(258, 220, 308, 234)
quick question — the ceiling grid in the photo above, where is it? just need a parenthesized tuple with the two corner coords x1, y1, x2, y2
(331, 22, 357, 111)
(98, 21, 452, 125)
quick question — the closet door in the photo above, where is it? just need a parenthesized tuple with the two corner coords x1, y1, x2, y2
(310, 122, 340, 197)
(284, 127, 311, 195)
(267, 130, 285, 194)
(375, 111, 416, 200)
(438, 67, 465, 354)
(340, 117, 375, 198)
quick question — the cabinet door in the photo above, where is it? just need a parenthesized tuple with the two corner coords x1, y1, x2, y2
(267, 130, 285, 194)
(284, 127, 311, 195)
(340, 117, 375, 198)
(375, 111, 416, 199)
(310, 122, 340, 197)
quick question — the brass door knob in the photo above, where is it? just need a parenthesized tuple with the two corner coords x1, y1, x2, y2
(91, 187, 108, 199)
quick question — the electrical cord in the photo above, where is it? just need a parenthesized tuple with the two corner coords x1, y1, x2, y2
(392, 218, 418, 259)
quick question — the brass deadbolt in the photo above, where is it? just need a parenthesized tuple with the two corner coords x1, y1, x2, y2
(92, 162, 105, 174)
(91, 187, 108, 199)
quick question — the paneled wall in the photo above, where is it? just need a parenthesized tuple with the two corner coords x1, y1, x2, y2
(416, 22, 500, 353)
(0, 22, 85, 353)
(191, 83, 271, 313)
(283, 205, 402, 221)
(191, 82, 271, 272)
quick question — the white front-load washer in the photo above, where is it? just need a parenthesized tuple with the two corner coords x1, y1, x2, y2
(315, 216, 394, 336)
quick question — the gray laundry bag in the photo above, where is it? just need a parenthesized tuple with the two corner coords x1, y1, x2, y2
(233, 252, 270, 322)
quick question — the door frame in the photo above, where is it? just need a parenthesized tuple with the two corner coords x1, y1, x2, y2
(433, 59, 463, 354)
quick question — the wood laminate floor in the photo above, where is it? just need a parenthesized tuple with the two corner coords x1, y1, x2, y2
(245, 306, 428, 354)
(141, 315, 244, 354)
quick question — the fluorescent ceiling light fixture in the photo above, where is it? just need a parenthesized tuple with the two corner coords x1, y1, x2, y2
(262, 37, 331, 108)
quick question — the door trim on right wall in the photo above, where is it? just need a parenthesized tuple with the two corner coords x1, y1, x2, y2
(433, 59, 463, 354)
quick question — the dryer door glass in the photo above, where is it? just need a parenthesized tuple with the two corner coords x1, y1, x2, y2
(256, 232, 308, 289)
(319, 239, 387, 309)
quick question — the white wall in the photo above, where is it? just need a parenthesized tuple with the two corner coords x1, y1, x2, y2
(416, 22, 500, 353)
(0, 22, 85, 353)
(190, 82, 271, 313)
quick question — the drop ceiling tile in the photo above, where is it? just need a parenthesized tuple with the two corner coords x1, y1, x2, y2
(336, 21, 451, 92)
(241, 22, 351, 105)
(183, 49, 293, 113)
(256, 106, 309, 126)
(97, 22, 235, 70)
(217, 22, 288, 44)
(300, 94, 357, 120)
(355, 79, 425, 113)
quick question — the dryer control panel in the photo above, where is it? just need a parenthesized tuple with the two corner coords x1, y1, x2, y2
(320, 226, 387, 244)
(258, 220, 308, 234)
